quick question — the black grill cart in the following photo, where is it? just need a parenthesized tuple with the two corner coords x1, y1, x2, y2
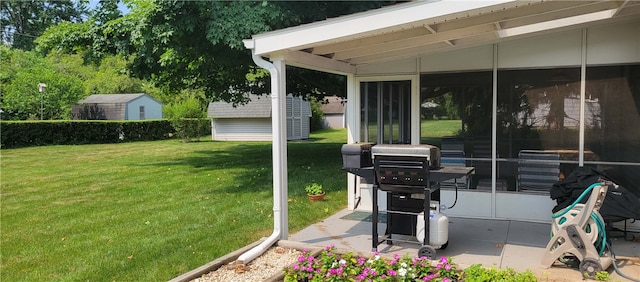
(342, 143, 474, 259)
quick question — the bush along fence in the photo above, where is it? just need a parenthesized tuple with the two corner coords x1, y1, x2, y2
(0, 120, 181, 149)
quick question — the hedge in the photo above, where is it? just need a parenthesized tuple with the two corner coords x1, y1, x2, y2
(0, 120, 177, 149)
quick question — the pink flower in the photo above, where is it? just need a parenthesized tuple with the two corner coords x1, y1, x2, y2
(439, 256, 449, 264)
(358, 257, 366, 265)
(445, 264, 451, 270)
(443, 278, 451, 282)
(387, 270, 397, 276)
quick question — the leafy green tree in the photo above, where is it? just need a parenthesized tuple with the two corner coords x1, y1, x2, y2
(0, 47, 84, 120)
(35, 1, 398, 104)
(1, 0, 87, 50)
(82, 55, 145, 94)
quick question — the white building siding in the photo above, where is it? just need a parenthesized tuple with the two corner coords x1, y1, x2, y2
(498, 29, 583, 68)
(212, 119, 272, 141)
(356, 57, 418, 75)
(323, 114, 345, 129)
(420, 45, 494, 72)
(587, 19, 640, 65)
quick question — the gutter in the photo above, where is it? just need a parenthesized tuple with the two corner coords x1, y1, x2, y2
(236, 40, 287, 264)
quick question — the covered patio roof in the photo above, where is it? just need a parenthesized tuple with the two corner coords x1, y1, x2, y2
(243, 0, 640, 74)
(237, 0, 640, 265)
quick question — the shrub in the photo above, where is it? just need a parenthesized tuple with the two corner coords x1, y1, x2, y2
(309, 96, 324, 132)
(163, 95, 208, 142)
(0, 120, 174, 148)
(461, 264, 537, 282)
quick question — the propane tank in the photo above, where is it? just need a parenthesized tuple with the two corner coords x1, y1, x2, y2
(416, 211, 449, 248)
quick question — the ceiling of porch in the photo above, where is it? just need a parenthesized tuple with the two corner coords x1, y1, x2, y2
(245, 0, 640, 74)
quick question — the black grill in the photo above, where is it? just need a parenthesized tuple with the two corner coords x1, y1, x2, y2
(342, 143, 474, 255)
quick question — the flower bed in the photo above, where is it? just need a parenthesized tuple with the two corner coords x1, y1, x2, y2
(283, 245, 458, 281)
(283, 245, 539, 282)
(173, 240, 539, 282)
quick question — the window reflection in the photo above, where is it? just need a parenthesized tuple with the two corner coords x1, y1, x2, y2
(420, 71, 492, 189)
(419, 64, 640, 197)
(585, 65, 640, 198)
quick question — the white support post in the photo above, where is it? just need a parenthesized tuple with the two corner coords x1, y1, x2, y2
(579, 28, 587, 166)
(491, 43, 498, 218)
(346, 74, 358, 210)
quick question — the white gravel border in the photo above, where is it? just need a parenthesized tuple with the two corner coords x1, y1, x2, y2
(169, 239, 324, 282)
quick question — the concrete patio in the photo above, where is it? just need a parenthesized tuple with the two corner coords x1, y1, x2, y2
(289, 208, 640, 281)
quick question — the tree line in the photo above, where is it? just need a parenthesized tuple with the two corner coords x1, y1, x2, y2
(1, 0, 400, 121)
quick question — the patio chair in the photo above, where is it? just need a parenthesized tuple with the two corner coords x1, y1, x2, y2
(441, 136, 465, 152)
(471, 138, 499, 190)
(440, 150, 468, 189)
(517, 150, 560, 193)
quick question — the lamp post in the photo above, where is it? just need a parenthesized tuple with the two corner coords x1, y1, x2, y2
(38, 83, 46, 120)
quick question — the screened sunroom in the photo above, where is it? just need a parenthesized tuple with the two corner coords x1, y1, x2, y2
(243, 0, 640, 231)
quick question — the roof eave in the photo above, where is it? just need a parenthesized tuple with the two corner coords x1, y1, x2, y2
(247, 0, 519, 57)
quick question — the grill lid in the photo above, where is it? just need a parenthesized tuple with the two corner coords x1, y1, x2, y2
(372, 144, 440, 169)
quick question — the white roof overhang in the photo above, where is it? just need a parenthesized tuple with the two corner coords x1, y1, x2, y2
(244, 0, 640, 74)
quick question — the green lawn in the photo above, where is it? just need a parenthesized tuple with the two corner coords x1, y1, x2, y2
(1, 129, 348, 281)
(421, 119, 463, 145)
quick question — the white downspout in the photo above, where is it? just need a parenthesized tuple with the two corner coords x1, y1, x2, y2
(237, 42, 288, 264)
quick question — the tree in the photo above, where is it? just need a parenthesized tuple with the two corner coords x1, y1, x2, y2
(35, 1, 399, 104)
(0, 47, 85, 120)
(1, 0, 87, 50)
(81, 55, 146, 95)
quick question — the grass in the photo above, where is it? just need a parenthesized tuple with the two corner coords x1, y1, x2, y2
(421, 119, 463, 145)
(1, 128, 348, 281)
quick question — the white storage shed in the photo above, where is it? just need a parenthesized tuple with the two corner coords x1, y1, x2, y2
(208, 94, 311, 141)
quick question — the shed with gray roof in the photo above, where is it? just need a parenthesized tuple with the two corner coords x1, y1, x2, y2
(72, 93, 163, 120)
(207, 94, 310, 141)
(320, 96, 346, 129)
